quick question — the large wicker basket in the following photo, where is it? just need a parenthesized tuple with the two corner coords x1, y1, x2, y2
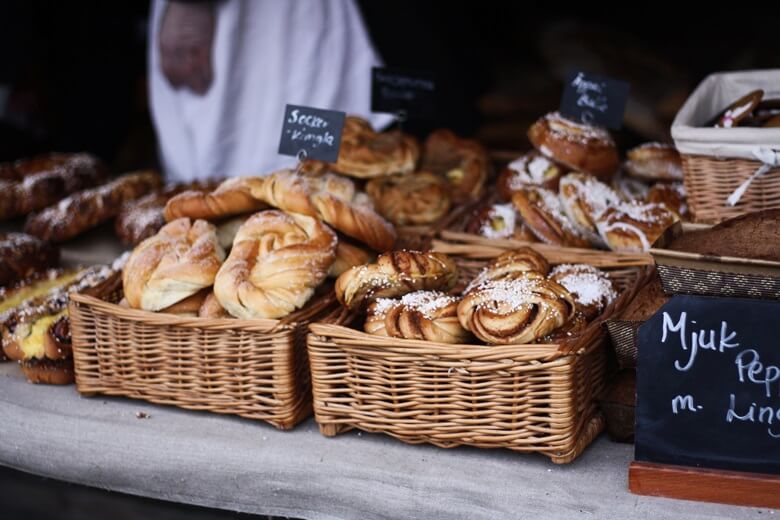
(307, 248, 647, 463)
(69, 285, 340, 429)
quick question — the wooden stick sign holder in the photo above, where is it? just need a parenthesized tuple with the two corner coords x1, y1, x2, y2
(629, 462, 780, 509)
(630, 294, 780, 508)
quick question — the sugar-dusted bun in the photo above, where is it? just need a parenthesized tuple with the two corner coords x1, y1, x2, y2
(548, 264, 616, 320)
(646, 182, 688, 219)
(528, 112, 618, 181)
(330, 116, 419, 178)
(624, 143, 683, 182)
(511, 187, 591, 248)
(558, 172, 623, 246)
(164, 177, 267, 222)
(365, 290, 470, 344)
(465, 247, 550, 294)
(596, 201, 678, 252)
(497, 151, 563, 201)
(213, 210, 337, 319)
(335, 251, 458, 311)
(420, 129, 490, 203)
(366, 172, 451, 226)
(123, 218, 226, 311)
(465, 203, 537, 241)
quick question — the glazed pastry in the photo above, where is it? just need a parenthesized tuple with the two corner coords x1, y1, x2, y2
(420, 129, 490, 203)
(595, 201, 678, 252)
(465, 248, 550, 292)
(330, 116, 419, 178)
(465, 203, 537, 241)
(25, 170, 162, 243)
(365, 172, 451, 226)
(548, 264, 616, 319)
(713, 89, 763, 128)
(335, 251, 458, 311)
(624, 143, 683, 182)
(558, 172, 623, 246)
(365, 291, 470, 344)
(123, 218, 226, 311)
(511, 187, 591, 248)
(0, 153, 107, 220)
(329, 240, 374, 278)
(457, 272, 575, 345)
(164, 176, 267, 221)
(646, 182, 687, 219)
(0, 233, 60, 287)
(528, 112, 618, 181)
(213, 211, 337, 319)
(115, 180, 220, 246)
(497, 151, 562, 200)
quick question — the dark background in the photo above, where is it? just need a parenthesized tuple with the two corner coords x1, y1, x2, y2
(0, 1, 778, 518)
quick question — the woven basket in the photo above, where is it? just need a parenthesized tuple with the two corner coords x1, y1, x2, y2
(682, 155, 780, 224)
(69, 284, 341, 429)
(307, 250, 646, 463)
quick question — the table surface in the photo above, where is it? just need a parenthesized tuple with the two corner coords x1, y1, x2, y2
(0, 226, 773, 520)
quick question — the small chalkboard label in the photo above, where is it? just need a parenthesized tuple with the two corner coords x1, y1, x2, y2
(371, 67, 436, 118)
(559, 71, 629, 129)
(278, 104, 346, 163)
(636, 295, 780, 475)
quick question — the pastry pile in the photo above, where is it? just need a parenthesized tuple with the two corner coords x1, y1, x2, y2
(467, 111, 686, 252)
(335, 248, 617, 345)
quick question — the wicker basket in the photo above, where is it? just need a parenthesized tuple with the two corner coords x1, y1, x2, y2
(307, 249, 647, 463)
(69, 284, 341, 429)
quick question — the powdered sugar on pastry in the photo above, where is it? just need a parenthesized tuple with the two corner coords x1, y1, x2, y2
(549, 264, 616, 309)
(372, 290, 458, 320)
(479, 203, 516, 239)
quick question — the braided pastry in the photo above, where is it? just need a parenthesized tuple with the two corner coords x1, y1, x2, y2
(497, 151, 563, 201)
(330, 116, 420, 178)
(213, 210, 337, 319)
(457, 272, 576, 344)
(528, 112, 618, 181)
(335, 251, 458, 311)
(595, 201, 678, 252)
(511, 187, 591, 248)
(558, 172, 623, 246)
(123, 218, 226, 311)
(465, 248, 550, 293)
(365, 172, 451, 225)
(548, 264, 616, 319)
(164, 176, 267, 221)
(420, 129, 489, 203)
(365, 291, 470, 344)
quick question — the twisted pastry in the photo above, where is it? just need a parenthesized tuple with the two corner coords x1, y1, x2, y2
(365, 291, 470, 344)
(465, 248, 550, 293)
(123, 218, 226, 311)
(164, 177, 267, 221)
(335, 251, 458, 311)
(420, 129, 489, 203)
(511, 187, 591, 248)
(330, 116, 419, 178)
(213, 210, 337, 319)
(595, 201, 678, 252)
(329, 240, 374, 278)
(558, 172, 623, 246)
(365, 172, 451, 225)
(548, 264, 616, 320)
(457, 272, 576, 344)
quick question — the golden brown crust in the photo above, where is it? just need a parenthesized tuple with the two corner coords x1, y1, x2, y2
(213, 211, 337, 319)
(713, 89, 763, 128)
(511, 187, 592, 248)
(198, 291, 230, 318)
(420, 129, 489, 203)
(528, 112, 618, 181)
(457, 271, 576, 345)
(624, 143, 683, 182)
(329, 240, 374, 278)
(123, 218, 226, 311)
(335, 251, 458, 311)
(0, 233, 60, 287)
(159, 288, 210, 316)
(330, 117, 420, 179)
(309, 190, 396, 252)
(558, 172, 623, 245)
(497, 152, 563, 201)
(646, 182, 687, 219)
(596, 202, 678, 252)
(164, 177, 267, 222)
(247, 169, 319, 217)
(25, 171, 162, 243)
(365, 291, 470, 344)
(19, 358, 74, 385)
(365, 172, 451, 226)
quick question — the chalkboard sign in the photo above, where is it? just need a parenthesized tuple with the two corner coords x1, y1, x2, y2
(559, 71, 629, 129)
(371, 67, 436, 118)
(636, 294, 780, 475)
(278, 104, 346, 163)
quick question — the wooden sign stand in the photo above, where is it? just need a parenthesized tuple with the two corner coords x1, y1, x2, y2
(629, 461, 780, 509)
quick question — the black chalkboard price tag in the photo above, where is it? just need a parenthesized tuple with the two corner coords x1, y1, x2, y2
(559, 71, 629, 129)
(636, 295, 780, 475)
(278, 104, 346, 163)
(371, 67, 436, 118)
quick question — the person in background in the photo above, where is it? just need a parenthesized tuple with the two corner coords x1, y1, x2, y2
(150, 0, 390, 182)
